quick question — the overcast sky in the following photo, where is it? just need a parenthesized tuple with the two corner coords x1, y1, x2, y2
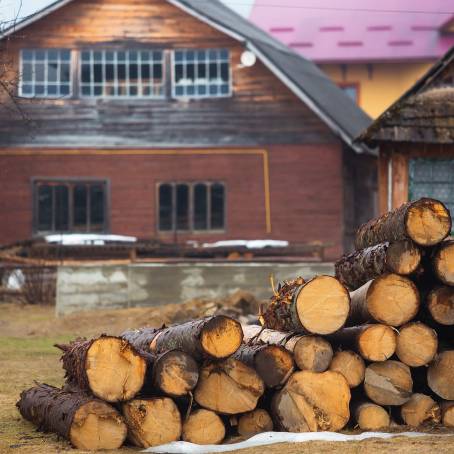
(0, 0, 254, 24)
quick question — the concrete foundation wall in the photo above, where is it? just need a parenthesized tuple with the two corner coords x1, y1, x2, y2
(56, 262, 334, 316)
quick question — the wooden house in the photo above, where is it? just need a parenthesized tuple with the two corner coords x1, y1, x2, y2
(358, 46, 454, 217)
(0, 0, 375, 259)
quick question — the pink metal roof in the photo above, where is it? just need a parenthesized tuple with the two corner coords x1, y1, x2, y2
(250, 0, 454, 63)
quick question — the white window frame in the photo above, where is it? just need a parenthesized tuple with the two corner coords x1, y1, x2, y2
(171, 49, 232, 99)
(19, 49, 72, 98)
(79, 49, 165, 99)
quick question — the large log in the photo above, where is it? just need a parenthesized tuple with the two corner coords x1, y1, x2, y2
(349, 274, 420, 327)
(432, 240, 454, 286)
(16, 384, 127, 450)
(400, 393, 441, 427)
(194, 357, 265, 414)
(272, 370, 351, 432)
(262, 275, 350, 335)
(355, 198, 451, 249)
(336, 240, 421, 290)
(233, 343, 294, 388)
(441, 401, 454, 427)
(237, 409, 273, 436)
(329, 350, 365, 388)
(427, 286, 454, 326)
(182, 409, 225, 445)
(395, 322, 438, 367)
(427, 350, 454, 400)
(353, 401, 390, 430)
(327, 324, 397, 362)
(122, 315, 243, 360)
(364, 360, 413, 406)
(122, 397, 181, 448)
(56, 336, 147, 402)
(242, 325, 333, 372)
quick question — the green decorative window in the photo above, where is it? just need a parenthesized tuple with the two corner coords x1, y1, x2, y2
(409, 159, 454, 226)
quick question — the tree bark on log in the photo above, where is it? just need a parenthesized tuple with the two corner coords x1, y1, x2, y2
(364, 360, 413, 406)
(232, 343, 294, 388)
(353, 401, 390, 430)
(427, 350, 454, 400)
(55, 336, 147, 402)
(336, 240, 421, 290)
(427, 286, 454, 326)
(327, 324, 397, 362)
(432, 240, 454, 286)
(242, 325, 333, 372)
(182, 409, 225, 445)
(122, 315, 243, 360)
(441, 401, 454, 427)
(238, 409, 273, 436)
(262, 275, 350, 335)
(122, 397, 181, 448)
(348, 274, 420, 327)
(329, 350, 365, 388)
(16, 383, 127, 450)
(194, 358, 265, 415)
(355, 198, 451, 249)
(400, 393, 441, 427)
(395, 322, 438, 367)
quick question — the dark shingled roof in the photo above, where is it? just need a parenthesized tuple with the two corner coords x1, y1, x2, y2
(358, 45, 454, 145)
(1, 0, 372, 152)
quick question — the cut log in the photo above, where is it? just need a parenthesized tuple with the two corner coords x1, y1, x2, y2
(122, 315, 243, 360)
(354, 401, 390, 430)
(400, 393, 441, 427)
(272, 370, 351, 432)
(427, 350, 454, 400)
(441, 401, 454, 427)
(433, 240, 454, 286)
(182, 409, 225, 445)
(238, 409, 273, 436)
(336, 240, 421, 290)
(242, 325, 333, 372)
(262, 275, 350, 335)
(364, 360, 413, 406)
(16, 383, 127, 450)
(329, 350, 365, 388)
(355, 198, 451, 249)
(395, 322, 438, 367)
(327, 324, 397, 362)
(122, 397, 181, 448)
(194, 357, 265, 414)
(349, 274, 420, 327)
(233, 343, 294, 387)
(427, 286, 454, 326)
(56, 336, 147, 402)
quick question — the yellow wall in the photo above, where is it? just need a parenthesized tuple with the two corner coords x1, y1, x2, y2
(319, 61, 433, 118)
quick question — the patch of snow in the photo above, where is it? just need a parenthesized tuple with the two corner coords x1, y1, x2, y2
(44, 234, 137, 245)
(201, 240, 289, 249)
(4, 269, 25, 290)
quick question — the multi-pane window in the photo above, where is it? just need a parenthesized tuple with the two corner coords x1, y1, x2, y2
(409, 159, 454, 225)
(173, 49, 231, 98)
(158, 182, 225, 232)
(80, 50, 164, 97)
(20, 49, 71, 97)
(34, 180, 108, 233)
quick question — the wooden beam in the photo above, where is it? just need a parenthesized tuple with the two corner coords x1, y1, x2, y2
(392, 152, 409, 209)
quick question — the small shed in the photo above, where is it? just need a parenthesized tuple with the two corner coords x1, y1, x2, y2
(357, 46, 454, 216)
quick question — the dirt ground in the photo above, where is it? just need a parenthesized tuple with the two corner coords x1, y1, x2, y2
(1, 301, 453, 454)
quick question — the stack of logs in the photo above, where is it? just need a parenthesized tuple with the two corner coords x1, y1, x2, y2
(16, 197, 454, 451)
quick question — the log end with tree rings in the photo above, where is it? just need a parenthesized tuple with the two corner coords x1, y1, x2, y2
(85, 336, 147, 402)
(405, 198, 451, 246)
(122, 397, 182, 448)
(433, 241, 454, 286)
(357, 324, 397, 362)
(386, 240, 421, 275)
(427, 351, 454, 400)
(400, 393, 441, 427)
(292, 336, 333, 372)
(354, 402, 390, 431)
(427, 286, 454, 326)
(194, 357, 265, 415)
(295, 276, 350, 335)
(364, 360, 413, 406)
(182, 409, 225, 445)
(70, 400, 127, 450)
(395, 322, 438, 367)
(367, 274, 420, 327)
(442, 401, 454, 427)
(272, 370, 351, 432)
(153, 350, 199, 397)
(254, 345, 295, 388)
(200, 316, 244, 359)
(329, 350, 365, 388)
(238, 409, 273, 436)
